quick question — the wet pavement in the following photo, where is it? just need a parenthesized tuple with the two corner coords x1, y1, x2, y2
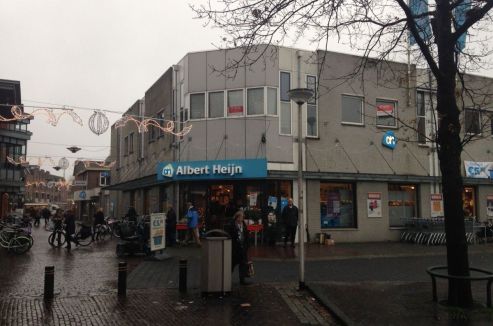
(0, 224, 142, 298)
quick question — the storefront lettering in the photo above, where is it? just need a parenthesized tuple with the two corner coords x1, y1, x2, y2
(174, 164, 243, 177)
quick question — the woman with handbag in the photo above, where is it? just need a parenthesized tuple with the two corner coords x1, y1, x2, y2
(227, 210, 253, 286)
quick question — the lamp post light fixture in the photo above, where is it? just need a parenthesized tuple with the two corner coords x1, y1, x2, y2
(287, 87, 314, 290)
(67, 146, 81, 154)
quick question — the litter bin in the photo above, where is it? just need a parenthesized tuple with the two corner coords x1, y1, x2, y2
(201, 229, 232, 294)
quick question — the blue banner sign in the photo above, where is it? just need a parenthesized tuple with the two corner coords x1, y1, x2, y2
(157, 159, 267, 181)
(382, 131, 397, 150)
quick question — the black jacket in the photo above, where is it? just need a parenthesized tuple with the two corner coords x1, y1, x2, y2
(64, 212, 76, 235)
(166, 208, 177, 227)
(94, 211, 105, 225)
(227, 221, 249, 258)
(281, 205, 299, 227)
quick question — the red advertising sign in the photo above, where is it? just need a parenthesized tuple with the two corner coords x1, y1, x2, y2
(377, 103, 394, 116)
(228, 105, 243, 115)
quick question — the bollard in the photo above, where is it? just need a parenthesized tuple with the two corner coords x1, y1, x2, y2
(118, 261, 127, 297)
(179, 259, 187, 293)
(44, 266, 55, 301)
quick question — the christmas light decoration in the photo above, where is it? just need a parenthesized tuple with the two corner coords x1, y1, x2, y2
(114, 115, 192, 136)
(88, 110, 109, 135)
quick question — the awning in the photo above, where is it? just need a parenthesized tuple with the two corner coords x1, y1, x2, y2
(103, 174, 171, 191)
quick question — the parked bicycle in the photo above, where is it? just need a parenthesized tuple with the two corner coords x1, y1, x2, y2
(93, 222, 112, 241)
(0, 222, 33, 254)
(74, 222, 94, 246)
(48, 224, 66, 247)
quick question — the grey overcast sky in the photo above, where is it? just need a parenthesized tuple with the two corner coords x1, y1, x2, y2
(1, 1, 492, 179)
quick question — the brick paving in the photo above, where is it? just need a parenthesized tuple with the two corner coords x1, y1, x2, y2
(0, 285, 338, 326)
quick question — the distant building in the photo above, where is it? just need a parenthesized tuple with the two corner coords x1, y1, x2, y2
(24, 165, 69, 207)
(71, 160, 111, 220)
(0, 79, 31, 217)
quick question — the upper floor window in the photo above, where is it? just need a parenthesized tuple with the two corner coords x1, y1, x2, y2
(190, 93, 205, 119)
(306, 75, 318, 137)
(416, 91, 426, 144)
(99, 171, 110, 187)
(341, 95, 364, 125)
(209, 91, 224, 118)
(227, 89, 244, 117)
(124, 136, 129, 156)
(129, 133, 134, 154)
(158, 111, 165, 138)
(376, 99, 397, 128)
(247, 88, 264, 115)
(465, 108, 480, 135)
(280, 72, 292, 135)
(267, 87, 277, 115)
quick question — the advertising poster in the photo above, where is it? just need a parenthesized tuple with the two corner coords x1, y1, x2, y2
(430, 194, 444, 217)
(249, 192, 258, 207)
(487, 195, 493, 217)
(367, 192, 382, 218)
(320, 192, 341, 227)
(268, 196, 278, 210)
(150, 213, 166, 251)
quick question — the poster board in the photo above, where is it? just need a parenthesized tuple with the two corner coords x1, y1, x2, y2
(150, 213, 166, 251)
(367, 192, 382, 218)
(487, 195, 493, 217)
(430, 194, 444, 217)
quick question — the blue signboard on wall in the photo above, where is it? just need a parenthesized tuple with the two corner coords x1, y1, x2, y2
(156, 159, 267, 181)
(382, 131, 397, 150)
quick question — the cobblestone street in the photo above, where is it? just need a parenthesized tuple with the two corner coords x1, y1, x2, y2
(0, 226, 338, 325)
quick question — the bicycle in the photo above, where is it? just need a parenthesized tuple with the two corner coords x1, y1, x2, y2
(74, 223, 93, 246)
(0, 224, 33, 254)
(94, 223, 112, 241)
(48, 225, 67, 247)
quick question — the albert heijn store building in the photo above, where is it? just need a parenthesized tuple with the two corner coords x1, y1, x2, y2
(107, 45, 493, 243)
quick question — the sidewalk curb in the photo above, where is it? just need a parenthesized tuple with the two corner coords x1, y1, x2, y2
(305, 283, 354, 326)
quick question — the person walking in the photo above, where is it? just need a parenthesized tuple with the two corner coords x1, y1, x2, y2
(166, 206, 177, 247)
(227, 210, 251, 285)
(92, 208, 105, 241)
(64, 209, 77, 251)
(125, 206, 138, 223)
(184, 202, 201, 246)
(281, 198, 298, 248)
(41, 206, 51, 227)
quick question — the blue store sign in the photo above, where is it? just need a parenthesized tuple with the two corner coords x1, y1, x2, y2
(382, 131, 397, 150)
(79, 191, 86, 200)
(157, 159, 267, 181)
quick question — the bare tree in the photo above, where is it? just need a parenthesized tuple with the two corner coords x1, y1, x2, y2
(193, 0, 493, 307)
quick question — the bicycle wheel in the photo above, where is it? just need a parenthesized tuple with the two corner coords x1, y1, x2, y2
(112, 223, 121, 238)
(76, 231, 93, 246)
(9, 236, 31, 254)
(98, 228, 109, 241)
(48, 231, 66, 247)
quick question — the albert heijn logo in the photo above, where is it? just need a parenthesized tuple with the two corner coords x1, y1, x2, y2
(162, 164, 174, 178)
(382, 131, 397, 150)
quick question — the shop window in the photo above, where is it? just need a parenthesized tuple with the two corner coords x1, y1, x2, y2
(208, 91, 224, 118)
(341, 95, 364, 125)
(280, 72, 292, 134)
(267, 87, 277, 115)
(190, 93, 205, 119)
(465, 108, 480, 135)
(306, 75, 318, 137)
(376, 99, 397, 128)
(388, 184, 417, 227)
(320, 182, 356, 228)
(416, 91, 426, 144)
(462, 186, 476, 218)
(227, 89, 244, 116)
(247, 88, 264, 115)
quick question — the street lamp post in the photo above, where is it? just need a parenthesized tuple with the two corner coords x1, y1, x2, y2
(287, 88, 314, 290)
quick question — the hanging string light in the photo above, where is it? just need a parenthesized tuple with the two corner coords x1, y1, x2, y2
(114, 115, 192, 136)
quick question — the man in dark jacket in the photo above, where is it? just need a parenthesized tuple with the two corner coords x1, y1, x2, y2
(281, 198, 298, 248)
(227, 210, 251, 285)
(41, 207, 51, 226)
(64, 209, 77, 251)
(166, 206, 177, 247)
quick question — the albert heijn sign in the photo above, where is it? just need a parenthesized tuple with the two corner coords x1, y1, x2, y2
(156, 159, 267, 181)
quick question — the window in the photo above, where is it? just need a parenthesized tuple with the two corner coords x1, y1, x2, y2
(190, 93, 205, 119)
(209, 91, 224, 118)
(227, 90, 244, 116)
(416, 91, 426, 144)
(462, 186, 476, 218)
(465, 108, 481, 135)
(129, 133, 134, 154)
(320, 182, 356, 228)
(389, 184, 417, 227)
(341, 95, 364, 125)
(158, 111, 165, 138)
(99, 171, 111, 187)
(267, 87, 277, 115)
(306, 75, 318, 137)
(376, 99, 397, 127)
(247, 88, 264, 115)
(124, 136, 129, 156)
(280, 72, 292, 134)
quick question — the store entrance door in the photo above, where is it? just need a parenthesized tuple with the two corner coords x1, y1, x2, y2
(208, 184, 234, 229)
